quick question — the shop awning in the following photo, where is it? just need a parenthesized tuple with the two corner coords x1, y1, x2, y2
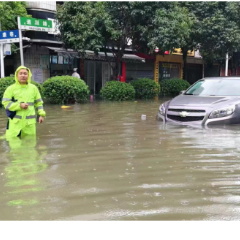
(45, 46, 145, 62)
(97, 52, 145, 62)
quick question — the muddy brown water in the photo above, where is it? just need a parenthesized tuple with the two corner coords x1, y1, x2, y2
(1, 99, 240, 220)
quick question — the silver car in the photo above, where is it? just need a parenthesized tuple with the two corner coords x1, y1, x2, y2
(157, 77, 240, 126)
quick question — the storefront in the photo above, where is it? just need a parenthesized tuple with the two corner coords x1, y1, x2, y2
(186, 64, 203, 84)
(186, 51, 204, 84)
(45, 47, 79, 77)
(158, 62, 181, 80)
(125, 60, 154, 82)
(49, 55, 78, 77)
(154, 54, 183, 83)
(84, 60, 116, 94)
(154, 49, 198, 83)
(45, 47, 145, 94)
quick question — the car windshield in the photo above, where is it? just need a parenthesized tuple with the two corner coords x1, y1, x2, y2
(185, 79, 240, 96)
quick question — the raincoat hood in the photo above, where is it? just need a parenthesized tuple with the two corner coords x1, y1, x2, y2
(15, 66, 32, 85)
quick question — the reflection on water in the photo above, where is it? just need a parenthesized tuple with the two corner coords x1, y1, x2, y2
(3, 136, 48, 207)
(1, 100, 240, 220)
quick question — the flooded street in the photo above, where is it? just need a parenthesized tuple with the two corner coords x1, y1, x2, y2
(1, 99, 240, 220)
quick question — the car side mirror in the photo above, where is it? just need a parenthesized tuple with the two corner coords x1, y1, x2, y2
(180, 90, 186, 95)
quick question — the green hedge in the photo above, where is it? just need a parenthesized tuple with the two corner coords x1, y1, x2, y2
(100, 81, 135, 101)
(0, 77, 44, 107)
(32, 81, 44, 97)
(160, 78, 190, 96)
(42, 76, 90, 104)
(130, 78, 160, 99)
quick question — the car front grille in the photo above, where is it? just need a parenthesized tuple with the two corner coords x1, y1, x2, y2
(168, 108, 205, 113)
(167, 115, 204, 122)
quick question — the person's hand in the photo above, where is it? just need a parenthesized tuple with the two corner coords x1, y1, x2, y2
(39, 116, 44, 123)
(20, 103, 28, 109)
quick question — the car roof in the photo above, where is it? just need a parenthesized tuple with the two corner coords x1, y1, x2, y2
(202, 77, 240, 80)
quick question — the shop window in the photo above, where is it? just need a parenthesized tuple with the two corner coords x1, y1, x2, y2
(159, 63, 180, 80)
(58, 56, 63, 64)
(52, 55, 58, 64)
(64, 57, 69, 64)
(50, 55, 76, 77)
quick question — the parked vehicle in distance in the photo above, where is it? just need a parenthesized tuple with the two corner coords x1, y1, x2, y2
(157, 77, 240, 126)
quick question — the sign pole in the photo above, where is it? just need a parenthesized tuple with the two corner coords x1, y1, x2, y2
(0, 44, 4, 78)
(18, 16, 24, 66)
(0, 20, 3, 78)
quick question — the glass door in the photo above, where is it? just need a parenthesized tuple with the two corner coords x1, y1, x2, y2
(102, 62, 110, 87)
(85, 61, 96, 94)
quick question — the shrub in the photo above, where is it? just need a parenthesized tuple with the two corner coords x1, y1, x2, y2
(100, 81, 135, 101)
(160, 78, 190, 96)
(130, 78, 160, 99)
(0, 77, 44, 107)
(42, 76, 90, 104)
(31, 81, 44, 98)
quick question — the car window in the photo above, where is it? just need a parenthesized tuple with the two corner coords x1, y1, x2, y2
(186, 81, 203, 94)
(185, 79, 240, 96)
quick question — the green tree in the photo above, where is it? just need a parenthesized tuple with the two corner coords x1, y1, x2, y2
(56, 1, 173, 79)
(0, 2, 30, 54)
(148, 2, 197, 80)
(148, 2, 240, 79)
(0, 2, 30, 30)
(183, 2, 240, 67)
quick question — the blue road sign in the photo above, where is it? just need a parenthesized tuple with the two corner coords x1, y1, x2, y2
(0, 30, 19, 43)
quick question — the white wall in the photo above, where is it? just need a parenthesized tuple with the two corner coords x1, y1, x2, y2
(26, 1, 56, 12)
(14, 45, 50, 83)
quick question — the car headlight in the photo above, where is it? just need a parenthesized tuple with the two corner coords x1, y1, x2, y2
(209, 105, 235, 119)
(159, 104, 165, 115)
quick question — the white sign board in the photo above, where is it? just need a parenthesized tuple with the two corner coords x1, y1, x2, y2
(3, 44, 11, 55)
(0, 38, 19, 43)
(32, 68, 43, 84)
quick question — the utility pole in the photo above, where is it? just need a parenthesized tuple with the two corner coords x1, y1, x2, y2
(202, 63, 204, 78)
(225, 52, 229, 76)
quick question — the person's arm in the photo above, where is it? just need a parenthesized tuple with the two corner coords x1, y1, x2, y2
(34, 87, 46, 123)
(2, 86, 22, 111)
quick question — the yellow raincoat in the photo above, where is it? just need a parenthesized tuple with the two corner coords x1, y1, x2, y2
(2, 66, 46, 137)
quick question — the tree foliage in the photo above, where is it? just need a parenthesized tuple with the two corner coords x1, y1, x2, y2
(148, 3, 196, 53)
(0, 2, 30, 54)
(147, 2, 240, 78)
(56, 2, 171, 78)
(56, 1, 240, 80)
(0, 2, 30, 30)
(182, 2, 240, 63)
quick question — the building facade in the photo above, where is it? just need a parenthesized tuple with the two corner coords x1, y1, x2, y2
(153, 48, 220, 85)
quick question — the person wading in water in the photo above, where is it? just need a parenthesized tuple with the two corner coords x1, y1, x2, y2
(2, 66, 46, 138)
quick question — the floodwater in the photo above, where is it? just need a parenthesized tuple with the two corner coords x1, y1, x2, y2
(1, 99, 240, 220)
